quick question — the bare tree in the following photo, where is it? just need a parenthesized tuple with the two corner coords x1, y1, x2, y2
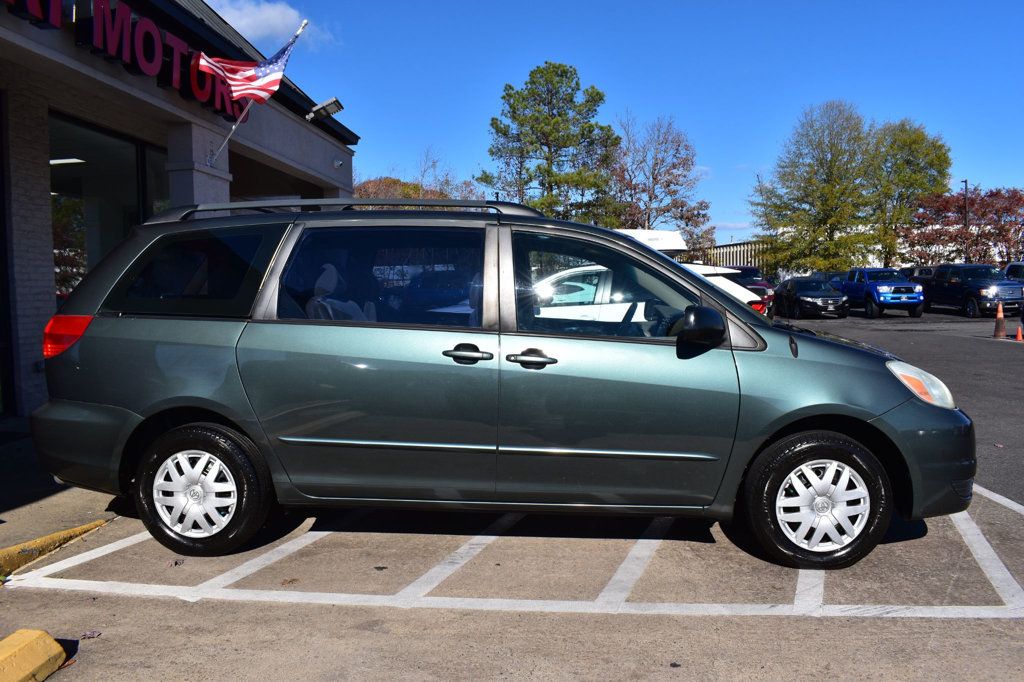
(611, 114, 713, 258)
(612, 114, 710, 229)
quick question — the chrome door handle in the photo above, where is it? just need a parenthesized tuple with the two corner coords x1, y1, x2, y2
(506, 349, 558, 369)
(443, 343, 494, 365)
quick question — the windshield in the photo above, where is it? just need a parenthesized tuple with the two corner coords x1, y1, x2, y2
(961, 266, 1003, 280)
(795, 281, 840, 294)
(865, 270, 902, 282)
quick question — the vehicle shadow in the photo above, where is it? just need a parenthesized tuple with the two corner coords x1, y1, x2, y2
(112, 499, 930, 562)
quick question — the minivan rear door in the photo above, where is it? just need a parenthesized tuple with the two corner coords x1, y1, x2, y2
(494, 227, 740, 508)
(237, 221, 500, 501)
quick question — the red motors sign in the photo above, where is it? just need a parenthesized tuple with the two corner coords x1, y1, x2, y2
(5, 0, 247, 121)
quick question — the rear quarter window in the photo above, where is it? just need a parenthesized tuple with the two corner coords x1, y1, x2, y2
(102, 224, 287, 318)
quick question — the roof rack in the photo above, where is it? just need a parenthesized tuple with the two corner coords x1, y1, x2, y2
(144, 198, 544, 225)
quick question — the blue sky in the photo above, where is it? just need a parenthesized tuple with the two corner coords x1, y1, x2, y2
(208, 0, 1024, 242)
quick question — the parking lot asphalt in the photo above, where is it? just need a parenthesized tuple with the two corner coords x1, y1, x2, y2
(2, 312, 1022, 679)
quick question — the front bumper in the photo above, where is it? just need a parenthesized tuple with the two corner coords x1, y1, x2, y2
(796, 300, 849, 316)
(979, 297, 1023, 312)
(31, 399, 142, 495)
(877, 292, 924, 307)
(870, 399, 975, 519)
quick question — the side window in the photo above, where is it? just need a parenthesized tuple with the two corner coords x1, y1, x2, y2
(511, 232, 699, 339)
(934, 267, 949, 282)
(278, 227, 485, 329)
(103, 224, 287, 318)
(847, 271, 857, 282)
(1008, 265, 1022, 279)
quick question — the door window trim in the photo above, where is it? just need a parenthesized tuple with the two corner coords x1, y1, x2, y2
(251, 220, 499, 333)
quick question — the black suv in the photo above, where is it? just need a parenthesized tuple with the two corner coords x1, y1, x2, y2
(923, 264, 1024, 317)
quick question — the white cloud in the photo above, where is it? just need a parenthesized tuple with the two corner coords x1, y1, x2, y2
(714, 222, 753, 231)
(204, 0, 336, 50)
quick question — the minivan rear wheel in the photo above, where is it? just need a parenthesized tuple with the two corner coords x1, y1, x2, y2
(743, 430, 892, 569)
(135, 423, 273, 556)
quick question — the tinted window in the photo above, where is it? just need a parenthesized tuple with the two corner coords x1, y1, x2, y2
(961, 266, 1003, 280)
(1008, 265, 1023, 278)
(865, 270, 902, 282)
(794, 280, 840, 293)
(279, 227, 485, 328)
(512, 232, 699, 339)
(934, 267, 949, 282)
(103, 225, 286, 317)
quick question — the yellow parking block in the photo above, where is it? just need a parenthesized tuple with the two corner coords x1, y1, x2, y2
(0, 630, 66, 682)
(0, 519, 108, 576)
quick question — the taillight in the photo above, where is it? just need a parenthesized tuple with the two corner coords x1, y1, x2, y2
(43, 315, 93, 359)
(750, 302, 767, 315)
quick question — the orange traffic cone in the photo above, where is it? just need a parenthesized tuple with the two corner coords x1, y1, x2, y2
(994, 302, 1006, 339)
(1017, 324, 1023, 342)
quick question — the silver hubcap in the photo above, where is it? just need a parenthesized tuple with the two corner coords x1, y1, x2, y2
(775, 459, 870, 553)
(153, 450, 237, 538)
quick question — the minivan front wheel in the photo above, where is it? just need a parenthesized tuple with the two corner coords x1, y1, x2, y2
(743, 431, 892, 569)
(135, 423, 273, 556)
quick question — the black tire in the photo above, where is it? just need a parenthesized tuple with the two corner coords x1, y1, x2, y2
(864, 297, 880, 319)
(923, 300, 932, 313)
(964, 297, 980, 318)
(909, 303, 924, 318)
(743, 430, 893, 569)
(134, 423, 274, 556)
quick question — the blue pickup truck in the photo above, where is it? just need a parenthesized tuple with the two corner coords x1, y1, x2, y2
(838, 268, 925, 318)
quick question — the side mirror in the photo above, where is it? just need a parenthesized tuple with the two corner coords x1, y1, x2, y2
(675, 305, 726, 358)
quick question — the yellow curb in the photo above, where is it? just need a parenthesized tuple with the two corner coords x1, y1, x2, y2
(0, 519, 109, 577)
(0, 630, 66, 682)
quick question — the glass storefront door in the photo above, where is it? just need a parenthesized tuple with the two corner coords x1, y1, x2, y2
(49, 114, 168, 306)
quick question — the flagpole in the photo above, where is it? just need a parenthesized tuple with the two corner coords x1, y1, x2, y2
(206, 20, 309, 168)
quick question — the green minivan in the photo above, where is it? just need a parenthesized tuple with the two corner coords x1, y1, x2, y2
(32, 200, 975, 568)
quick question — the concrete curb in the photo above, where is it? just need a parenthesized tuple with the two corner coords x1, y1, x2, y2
(0, 629, 66, 681)
(0, 520, 109, 577)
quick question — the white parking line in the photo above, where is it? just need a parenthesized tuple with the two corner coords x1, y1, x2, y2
(793, 570, 825, 614)
(395, 513, 523, 598)
(12, 531, 152, 581)
(596, 516, 673, 604)
(10, 575, 1023, 619)
(197, 530, 331, 590)
(974, 484, 1024, 516)
(950, 511, 1024, 608)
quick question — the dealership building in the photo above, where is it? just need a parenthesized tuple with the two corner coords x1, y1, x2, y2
(1, 0, 359, 416)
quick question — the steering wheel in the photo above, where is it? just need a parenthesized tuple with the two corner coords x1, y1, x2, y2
(615, 301, 639, 337)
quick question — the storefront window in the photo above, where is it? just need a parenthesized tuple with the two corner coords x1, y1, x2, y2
(49, 114, 169, 303)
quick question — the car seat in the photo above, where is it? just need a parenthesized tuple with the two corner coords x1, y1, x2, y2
(305, 264, 377, 321)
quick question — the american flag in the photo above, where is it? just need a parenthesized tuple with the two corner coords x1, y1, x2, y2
(197, 24, 304, 104)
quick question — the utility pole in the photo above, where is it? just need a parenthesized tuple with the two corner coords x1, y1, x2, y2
(962, 179, 973, 260)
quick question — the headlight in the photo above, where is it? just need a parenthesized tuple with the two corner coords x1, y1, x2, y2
(914, 285, 923, 293)
(886, 360, 956, 409)
(877, 285, 892, 293)
(980, 287, 997, 297)
(841, 295, 848, 302)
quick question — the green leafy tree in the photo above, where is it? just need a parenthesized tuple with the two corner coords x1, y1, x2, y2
(866, 120, 951, 266)
(751, 100, 874, 273)
(477, 62, 620, 224)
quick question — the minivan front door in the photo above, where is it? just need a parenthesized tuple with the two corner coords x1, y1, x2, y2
(496, 230, 740, 507)
(237, 224, 499, 501)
